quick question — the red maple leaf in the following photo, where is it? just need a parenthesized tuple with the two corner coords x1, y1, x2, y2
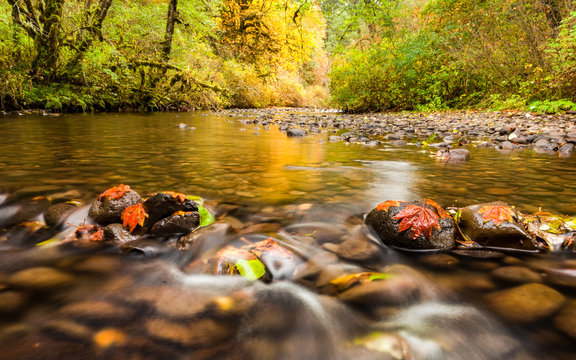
(393, 201, 441, 240)
(121, 203, 148, 232)
(424, 198, 450, 219)
(98, 184, 131, 201)
(162, 191, 186, 203)
(377, 200, 403, 212)
(478, 204, 514, 225)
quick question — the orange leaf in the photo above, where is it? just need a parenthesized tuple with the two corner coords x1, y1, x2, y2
(424, 198, 450, 218)
(121, 203, 148, 232)
(98, 184, 131, 201)
(162, 191, 186, 203)
(478, 204, 514, 225)
(377, 200, 403, 212)
(393, 201, 441, 240)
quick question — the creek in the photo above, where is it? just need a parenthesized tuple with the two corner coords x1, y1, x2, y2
(0, 110, 575, 359)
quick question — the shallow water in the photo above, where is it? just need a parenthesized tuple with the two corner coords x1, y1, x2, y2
(0, 110, 575, 360)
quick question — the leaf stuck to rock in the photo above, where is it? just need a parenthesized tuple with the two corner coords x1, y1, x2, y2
(98, 184, 131, 201)
(393, 201, 441, 240)
(376, 200, 403, 212)
(478, 204, 514, 225)
(121, 203, 148, 232)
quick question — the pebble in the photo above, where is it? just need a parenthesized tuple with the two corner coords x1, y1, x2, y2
(484, 283, 566, 323)
(337, 275, 420, 306)
(418, 254, 459, 269)
(58, 300, 136, 324)
(0, 291, 27, 312)
(491, 266, 542, 284)
(544, 268, 576, 288)
(9, 267, 75, 290)
(554, 300, 576, 339)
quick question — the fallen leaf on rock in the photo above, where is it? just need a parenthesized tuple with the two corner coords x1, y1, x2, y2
(393, 201, 441, 240)
(98, 184, 131, 201)
(376, 200, 403, 212)
(478, 204, 514, 225)
(122, 203, 148, 232)
(161, 191, 186, 203)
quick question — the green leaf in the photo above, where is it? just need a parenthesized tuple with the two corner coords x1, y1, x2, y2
(235, 259, 266, 281)
(186, 195, 204, 205)
(368, 273, 391, 281)
(197, 204, 215, 227)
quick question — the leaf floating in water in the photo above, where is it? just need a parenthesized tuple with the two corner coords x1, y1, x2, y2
(376, 200, 403, 212)
(478, 204, 514, 225)
(235, 259, 266, 281)
(122, 203, 148, 232)
(330, 272, 393, 292)
(197, 204, 215, 228)
(98, 184, 131, 201)
(393, 201, 441, 240)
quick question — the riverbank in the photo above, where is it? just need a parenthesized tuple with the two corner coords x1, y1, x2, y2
(219, 108, 576, 157)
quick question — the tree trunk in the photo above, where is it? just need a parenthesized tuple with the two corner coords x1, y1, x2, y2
(162, 0, 179, 61)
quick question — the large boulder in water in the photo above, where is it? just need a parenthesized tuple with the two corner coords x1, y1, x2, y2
(150, 211, 200, 236)
(458, 202, 537, 250)
(365, 200, 456, 250)
(88, 185, 142, 225)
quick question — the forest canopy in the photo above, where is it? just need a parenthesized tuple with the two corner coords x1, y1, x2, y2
(0, 0, 575, 112)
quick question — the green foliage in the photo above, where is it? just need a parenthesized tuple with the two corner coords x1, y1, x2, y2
(527, 99, 576, 114)
(197, 204, 216, 228)
(235, 258, 266, 281)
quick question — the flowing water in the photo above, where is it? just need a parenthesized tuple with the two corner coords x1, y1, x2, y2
(0, 110, 575, 359)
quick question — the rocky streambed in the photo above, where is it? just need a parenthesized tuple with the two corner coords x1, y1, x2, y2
(220, 108, 576, 158)
(0, 182, 575, 360)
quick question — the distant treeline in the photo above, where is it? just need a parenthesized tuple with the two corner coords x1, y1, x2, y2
(1, 0, 575, 113)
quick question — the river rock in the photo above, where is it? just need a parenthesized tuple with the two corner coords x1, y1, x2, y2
(554, 300, 576, 339)
(458, 203, 537, 250)
(322, 226, 382, 262)
(484, 283, 565, 323)
(143, 193, 198, 226)
(490, 266, 542, 284)
(0, 290, 27, 312)
(150, 211, 200, 235)
(58, 300, 136, 324)
(88, 189, 142, 225)
(337, 275, 420, 306)
(103, 223, 137, 244)
(287, 128, 307, 137)
(44, 202, 78, 227)
(9, 267, 75, 290)
(43, 319, 93, 341)
(365, 200, 456, 250)
(558, 143, 574, 158)
(544, 268, 576, 288)
(417, 254, 459, 269)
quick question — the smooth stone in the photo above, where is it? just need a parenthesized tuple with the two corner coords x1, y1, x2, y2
(484, 283, 565, 323)
(287, 128, 307, 137)
(0, 291, 27, 312)
(558, 143, 574, 158)
(554, 300, 576, 339)
(452, 249, 505, 259)
(418, 254, 460, 269)
(44, 202, 78, 227)
(328, 135, 343, 142)
(337, 275, 420, 306)
(128, 286, 207, 318)
(58, 300, 135, 324)
(545, 268, 576, 288)
(103, 223, 137, 245)
(491, 266, 542, 284)
(150, 211, 200, 235)
(145, 318, 194, 346)
(9, 267, 75, 290)
(146, 318, 231, 347)
(88, 189, 142, 225)
(72, 255, 122, 273)
(43, 319, 93, 340)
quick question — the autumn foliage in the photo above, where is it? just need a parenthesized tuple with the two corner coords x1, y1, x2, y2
(478, 204, 515, 225)
(121, 203, 148, 232)
(98, 185, 131, 201)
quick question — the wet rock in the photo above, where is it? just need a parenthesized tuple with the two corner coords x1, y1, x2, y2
(58, 300, 136, 324)
(44, 202, 78, 227)
(322, 226, 382, 262)
(337, 275, 420, 306)
(150, 211, 200, 236)
(458, 203, 537, 250)
(328, 135, 343, 142)
(491, 266, 542, 284)
(43, 319, 93, 340)
(558, 143, 574, 158)
(145, 318, 194, 346)
(436, 148, 470, 162)
(146, 318, 232, 347)
(451, 249, 505, 259)
(544, 268, 576, 288)
(282, 222, 347, 244)
(177, 222, 231, 252)
(554, 300, 576, 339)
(365, 200, 456, 250)
(88, 190, 142, 225)
(484, 283, 565, 323)
(103, 223, 137, 244)
(143, 193, 198, 226)
(9, 267, 75, 290)
(120, 239, 173, 257)
(417, 254, 459, 269)
(287, 128, 307, 137)
(0, 291, 27, 312)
